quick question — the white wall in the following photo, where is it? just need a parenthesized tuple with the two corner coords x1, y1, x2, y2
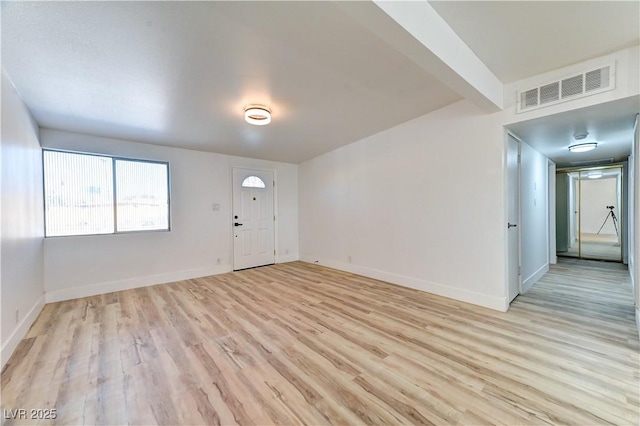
(580, 178, 618, 235)
(299, 46, 639, 312)
(520, 141, 550, 292)
(299, 100, 509, 310)
(1, 71, 45, 368)
(40, 129, 298, 302)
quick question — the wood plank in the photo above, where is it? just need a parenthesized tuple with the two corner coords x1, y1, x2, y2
(1, 259, 637, 425)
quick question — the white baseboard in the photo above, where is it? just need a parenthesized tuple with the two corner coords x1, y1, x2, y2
(276, 254, 299, 264)
(1, 294, 45, 369)
(43, 256, 300, 305)
(522, 263, 549, 294)
(632, 267, 639, 339)
(300, 256, 508, 312)
(45, 265, 232, 303)
(629, 270, 640, 338)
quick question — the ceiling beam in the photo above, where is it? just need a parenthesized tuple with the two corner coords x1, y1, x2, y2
(338, 1, 503, 112)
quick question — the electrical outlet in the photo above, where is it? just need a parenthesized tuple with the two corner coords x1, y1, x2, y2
(217, 258, 221, 265)
(348, 255, 352, 263)
(15, 309, 19, 325)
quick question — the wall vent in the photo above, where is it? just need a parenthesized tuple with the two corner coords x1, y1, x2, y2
(517, 63, 615, 113)
(569, 158, 614, 167)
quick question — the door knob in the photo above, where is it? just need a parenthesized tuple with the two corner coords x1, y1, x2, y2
(508, 223, 517, 228)
(234, 222, 243, 227)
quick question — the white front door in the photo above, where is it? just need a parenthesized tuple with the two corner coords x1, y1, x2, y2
(232, 168, 275, 270)
(507, 135, 521, 303)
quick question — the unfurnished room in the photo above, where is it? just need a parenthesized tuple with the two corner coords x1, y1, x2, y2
(1, 1, 639, 425)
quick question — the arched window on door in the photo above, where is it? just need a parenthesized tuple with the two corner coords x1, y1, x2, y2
(241, 176, 266, 188)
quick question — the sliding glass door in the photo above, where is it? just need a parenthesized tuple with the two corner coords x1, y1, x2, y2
(556, 166, 623, 262)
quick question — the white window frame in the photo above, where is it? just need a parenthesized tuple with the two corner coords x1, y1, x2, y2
(43, 149, 171, 237)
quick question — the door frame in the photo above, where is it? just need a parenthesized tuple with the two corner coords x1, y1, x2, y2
(556, 164, 625, 262)
(505, 131, 523, 306)
(548, 160, 557, 265)
(229, 165, 278, 270)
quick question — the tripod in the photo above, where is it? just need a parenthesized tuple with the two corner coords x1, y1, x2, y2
(597, 206, 619, 238)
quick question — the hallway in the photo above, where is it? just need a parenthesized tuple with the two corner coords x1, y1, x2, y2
(510, 257, 638, 423)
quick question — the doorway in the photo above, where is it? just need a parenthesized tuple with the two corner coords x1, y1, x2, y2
(232, 168, 275, 270)
(556, 166, 623, 262)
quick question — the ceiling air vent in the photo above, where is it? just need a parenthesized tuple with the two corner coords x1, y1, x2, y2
(520, 88, 539, 108)
(569, 158, 614, 167)
(561, 74, 583, 98)
(517, 63, 615, 113)
(585, 66, 610, 92)
(539, 82, 559, 104)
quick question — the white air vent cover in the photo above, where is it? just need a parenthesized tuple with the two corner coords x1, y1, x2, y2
(517, 63, 615, 113)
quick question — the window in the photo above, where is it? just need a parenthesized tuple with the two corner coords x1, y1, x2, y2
(43, 150, 170, 237)
(241, 175, 266, 188)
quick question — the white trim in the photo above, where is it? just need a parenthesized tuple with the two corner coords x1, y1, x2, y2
(301, 257, 508, 312)
(522, 263, 549, 294)
(1, 295, 45, 369)
(45, 265, 231, 303)
(502, 130, 510, 305)
(547, 160, 556, 265)
(505, 131, 522, 300)
(276, 255, 299, 264)
(631, 269, 639, 339)
(230, 166, 277, 271)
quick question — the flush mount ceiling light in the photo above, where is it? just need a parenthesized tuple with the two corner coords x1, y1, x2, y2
(244, 105, 271, 126)
(568, 142, 597, 153)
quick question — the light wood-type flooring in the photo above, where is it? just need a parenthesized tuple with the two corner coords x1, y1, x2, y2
(1, 260, 638, 425)
(564, 233, 622, 261)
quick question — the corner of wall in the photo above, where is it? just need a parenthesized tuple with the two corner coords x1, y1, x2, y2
(300, 257, 509, 312)
(44, 265, 232, 303)
(522, 263, 549, 294)
(631, 268, 639, 340)
(276, 255, 299, 264)
(1, 295, 45, 369)
(1, 70, 45, 370)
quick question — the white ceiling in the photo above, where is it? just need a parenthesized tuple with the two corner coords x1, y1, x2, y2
(2, 1, 639, 164)
(1, 1, 461, 163)
(430, 0, 640, 166)
(429, 1, 640, 83)
(507, 96, 639, 167)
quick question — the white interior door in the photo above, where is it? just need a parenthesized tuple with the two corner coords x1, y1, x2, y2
(507, 135, 521, 303)
(232, 168, 275, 270)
